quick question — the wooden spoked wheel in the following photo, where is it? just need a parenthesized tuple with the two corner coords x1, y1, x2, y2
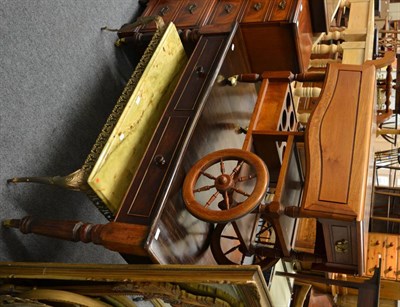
(210, 220, 278, 269)
(182, 148, 269, 223)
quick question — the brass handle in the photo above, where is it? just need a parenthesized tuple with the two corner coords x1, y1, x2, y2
(196, 66, 206, 77)
(154, 155, 166, 166)
(278, 0, 287, 10)
(334, 239, 349, 254)
(188, 3, 197, 14)
(224, 4, 233, 14)
(254, 2, 262, 11)
(159, 6, 170, 16)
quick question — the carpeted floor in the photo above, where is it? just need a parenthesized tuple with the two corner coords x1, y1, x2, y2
(0, 1, 143, 263)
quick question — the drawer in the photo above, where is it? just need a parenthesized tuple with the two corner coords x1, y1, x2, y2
(322, 220, 358, 266)
(142, 0, 181, 31)
(270, 0, 296, 22)
(174, 0, 215, 28)
(207, 0, 242, 25)
(242, 0, 271, 22)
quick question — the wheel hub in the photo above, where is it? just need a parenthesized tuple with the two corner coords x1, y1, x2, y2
(214, 174, 233, 193)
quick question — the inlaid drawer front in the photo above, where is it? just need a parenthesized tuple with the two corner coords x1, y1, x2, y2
(175, 1, 213, 28)
(142, 0, 181, 31)
(270, 0, 294, 21)
(242, 0, 271, 22)
(207, 0, 242, 25)
(121, 116, 190, 223)
(174, 34, 229, 110)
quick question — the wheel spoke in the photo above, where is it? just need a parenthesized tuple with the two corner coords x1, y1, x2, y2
(223, 191, 230, 210)
(221, 234, 241, 240)
(205, 190, 220, 208)
(256, 224, 273, 237)
(230, 160, 244, 178)
(220, 158, 225, 174)
(193, 185, 215, 193)
(223, 244, 241, 256)
(231, 222, 249, 253)
(237, 173, 257, 182)
(200, 171, 216, 180)
(232, 187, 251, 197)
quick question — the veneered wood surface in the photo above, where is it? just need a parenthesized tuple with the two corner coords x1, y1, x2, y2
(302, 63, 376, 221)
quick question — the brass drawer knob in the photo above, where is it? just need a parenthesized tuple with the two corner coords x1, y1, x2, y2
(188, 3, 197, 14)
(159, 6, 170, 16)
(195, 66, 206, 77)
(154, 155, 166, 166)
(278, 0, 287, 10)
(254, 2, 262, 11)
(334, 239, 349, 254)
(224, 4, 233, 14)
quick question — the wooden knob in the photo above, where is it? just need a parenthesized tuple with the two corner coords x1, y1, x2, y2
(387, 242, 394, 248)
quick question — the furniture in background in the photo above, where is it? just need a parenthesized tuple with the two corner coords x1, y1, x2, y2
(0, 262, 273, 307)
(276, 258, 382, 307)
(118, 0, 314, 74)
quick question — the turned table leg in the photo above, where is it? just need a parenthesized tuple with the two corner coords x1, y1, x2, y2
(3, 216, 149, 256)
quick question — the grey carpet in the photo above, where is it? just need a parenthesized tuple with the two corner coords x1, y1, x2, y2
(1, 0, 142, 263)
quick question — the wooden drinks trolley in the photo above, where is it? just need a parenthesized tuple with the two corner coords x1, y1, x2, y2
(182, 52, 395, 275)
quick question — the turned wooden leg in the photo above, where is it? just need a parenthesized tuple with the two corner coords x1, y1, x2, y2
(3, 216, 149, 256)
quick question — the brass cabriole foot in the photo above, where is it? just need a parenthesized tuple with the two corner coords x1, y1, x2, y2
(7, 169, 89, 192)
(2, 219, 20, 229)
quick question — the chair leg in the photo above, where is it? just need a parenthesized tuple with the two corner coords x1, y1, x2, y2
(3, 216, 149, 256)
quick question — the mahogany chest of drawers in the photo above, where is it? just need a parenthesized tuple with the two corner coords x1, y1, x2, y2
(121, 0, 314, 73)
